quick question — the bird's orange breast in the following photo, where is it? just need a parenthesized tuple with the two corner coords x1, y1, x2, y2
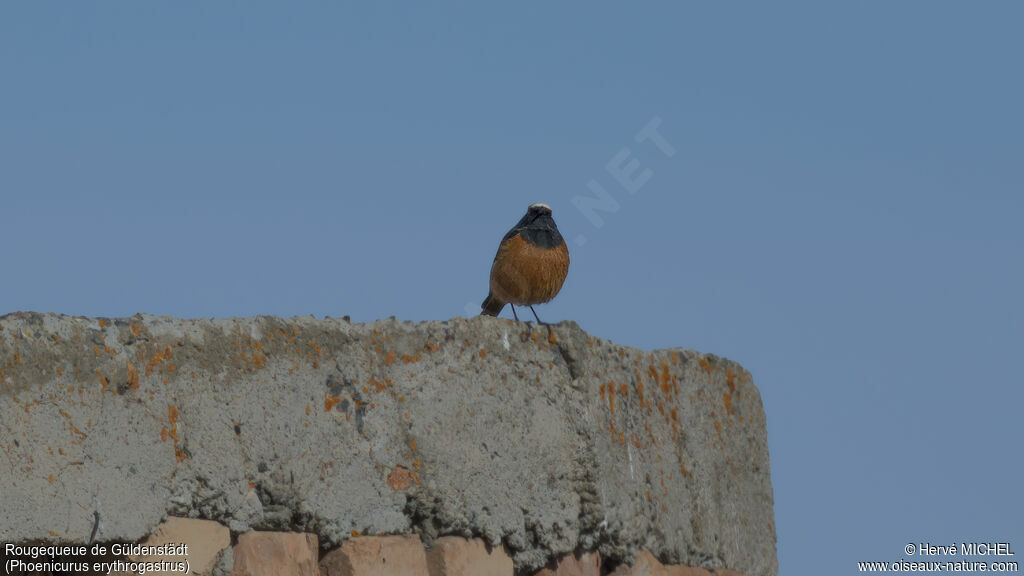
(489, 233, 569, 306)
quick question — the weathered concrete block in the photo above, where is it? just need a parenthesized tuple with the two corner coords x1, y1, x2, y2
(229, 531, 318, 576)
(0, 313, 776, 575)
(426, 536, 514, 576)
(320, 534, 428, 576)
(609, 549, 749, 576)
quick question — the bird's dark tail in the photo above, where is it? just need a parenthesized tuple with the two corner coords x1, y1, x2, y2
(480, 292, 505, 316)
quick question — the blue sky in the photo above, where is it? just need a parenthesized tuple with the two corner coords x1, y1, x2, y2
(2, 3, 1022, 573)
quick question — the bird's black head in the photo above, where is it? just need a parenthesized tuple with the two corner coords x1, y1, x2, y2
(518, 203, 554, 226)
(527, 202, 552, 217)
(507, 202, 563, 248)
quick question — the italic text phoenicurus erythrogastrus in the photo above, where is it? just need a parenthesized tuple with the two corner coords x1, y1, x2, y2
(480, 203, 569, 323)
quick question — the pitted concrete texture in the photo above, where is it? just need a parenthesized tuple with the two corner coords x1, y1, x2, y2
(0, 312, 776, 576)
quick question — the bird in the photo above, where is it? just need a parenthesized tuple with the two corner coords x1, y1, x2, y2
(481, 203, 569, 323)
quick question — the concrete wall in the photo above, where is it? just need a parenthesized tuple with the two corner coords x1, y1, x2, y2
(0, 312, 776, 575)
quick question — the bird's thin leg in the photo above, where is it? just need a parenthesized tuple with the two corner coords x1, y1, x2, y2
(529, 305, 555, 340)
(510, 304, 519, 322)
(528, 305, 545, 325)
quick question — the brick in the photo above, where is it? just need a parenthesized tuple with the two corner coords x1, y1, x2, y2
(426, 536, 513, 576)
(320, 534, 429, 576)
(609, 548, 667, 576)
(229, 531, 318, 576)
(533, 551, 601, 576)
(111, 517, 229, 576)
(666, 565, 714, 576)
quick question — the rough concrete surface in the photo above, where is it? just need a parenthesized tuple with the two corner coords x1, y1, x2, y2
(0, 312, 776, 575)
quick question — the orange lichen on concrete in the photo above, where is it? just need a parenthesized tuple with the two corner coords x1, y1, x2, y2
(668, 408, 680, 439)
(634, 370, 645, 405)
(387, 465, 413, 490)
(644, 421, 658, 446)
(723, 392, 734, 416)
(401, 353, 422, 364)
(95, 369, 109, 394)
(165, 404, 186, 462)
(235, 339, 266, 370)
(303, 341, 323, 369)
(608, 382, 616, 414)
(726, 368, 736, 393)
(98, 319, 107, 327)
(146, 345, 173, 376)
(130, 322, 142, 338)
(698, 357, 712, 375)
(385, 350, 397, 366)
(680, 459, 690, 477)
(649, 364, 669, 396)
(478, 348, 487, 359)
(368, 378, 387, 393)
(126, 362, 140, 390)
(324, 394, 343, 412)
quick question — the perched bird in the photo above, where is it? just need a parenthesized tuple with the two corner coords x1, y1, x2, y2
(481, 203, 569, 323)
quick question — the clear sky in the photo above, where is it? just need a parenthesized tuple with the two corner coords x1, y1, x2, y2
(2, 3, 1022, 573)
